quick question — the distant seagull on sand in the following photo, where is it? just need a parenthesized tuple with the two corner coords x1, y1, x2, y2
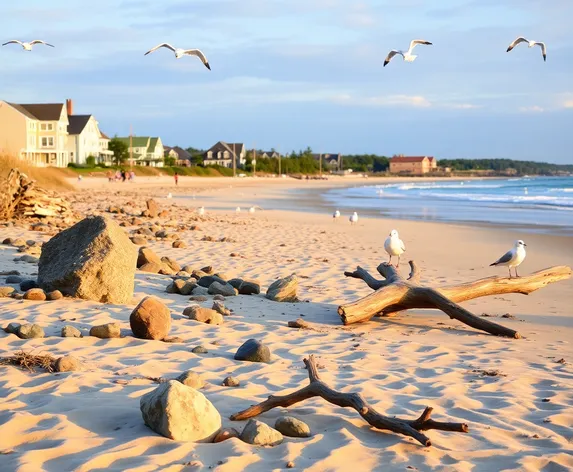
(198, 206, 205, 216)
(333, 210, 340, 222)
(384, 39, 432, 67)
(249, 206, 256, 214)
(2, 40, 54, 51)
(349, 212, 358, 225)
(490, 240, 527, 278)
(236, 207, 241, 213)
(506, 37, 546, 62)
(167, 192, 172, 199)
(144, 43, 211, 70)
(384, 229, 406, 267)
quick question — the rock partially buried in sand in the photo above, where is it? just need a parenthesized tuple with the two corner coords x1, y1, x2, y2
(140, 380, 221, 442)
(90, 322, 121, 339)
(38, 216, 137, 304)
(4, 322, 21, 334)
(184, 306, 224, 325)
(139, 262, 162, 274)
(208, 282, 237, 297)
(213, 427, 240, 443)
(172, 240, 187, 249)
(55, 355, 83, 372)
(275, 416, 311, 438)
(228, 278, 261, 295)
(137, 247, 161, 268)
(191, 345, 208, 354)
(176, 371, 205, 389)
(17, 323, 45, 339)
(239, 419, 283, 446)
(46, 290, 63, 301)
(130, 296, 171, 340)
(212, 301, 231, 316)
(265, 274, 298, 302)
(234, 339, 271, 363)
(0, 287, 16, 298)
(23, 288, 46, 301)
(61, 326, 83, 338)
(222, 376, 240, 387)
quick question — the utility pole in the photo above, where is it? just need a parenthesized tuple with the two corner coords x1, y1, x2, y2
(319, 152, 322, 177)
(278, 146, 281, 176)
(232, 143, 236, 177)
(253, 144, 256, 177)
(129, 124, 133, 169)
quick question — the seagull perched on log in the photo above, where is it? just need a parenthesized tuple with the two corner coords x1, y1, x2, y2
(384, 229, 406, 267)
(144, 43, 211, 69)
(490, 240, 527, 278)
(2, 40, 54, 50)
(384, 39, 432, 67)
(506, 37, 546, 62)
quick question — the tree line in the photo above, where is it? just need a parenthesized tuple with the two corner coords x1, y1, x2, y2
(439, 159, 573, 175)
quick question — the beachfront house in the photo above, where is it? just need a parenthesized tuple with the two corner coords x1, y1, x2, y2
(98, 131, 113, 165)
(389, 155, 437, 175)
(115, 136, 165, 167)
(164, 146, 193, 166)
(260, 150, 280, 159)
(203, 141, 246, 168)
(0, 99, 70, 167)
(311, 153, 342, 171)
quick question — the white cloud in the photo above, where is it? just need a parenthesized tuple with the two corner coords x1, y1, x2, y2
(563, 100, 573, 109)
(519, 106, 544, 113)
(331, 94, 432, 108)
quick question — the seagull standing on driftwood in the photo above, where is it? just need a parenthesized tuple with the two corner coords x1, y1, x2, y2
(490, 240, 527, 278)
(384, 229, 406, 267)
(2, 40, 54, 51)
(506, 37, 546, 62)
(349, 212, 359, 225)
(144, 43, 211, 70)
(384, 39, 432, 67)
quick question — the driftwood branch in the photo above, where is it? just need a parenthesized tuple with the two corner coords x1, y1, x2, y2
(339, 263, 572, 338)
(230, 355, 468, 447)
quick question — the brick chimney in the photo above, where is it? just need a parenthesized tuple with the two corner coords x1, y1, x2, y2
(66, 99, 73, 116)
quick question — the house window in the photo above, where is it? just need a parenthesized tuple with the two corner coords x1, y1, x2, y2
(41, 137, 54, 148)
(29, 136, 35, 146)
(40, 123, 54, 131)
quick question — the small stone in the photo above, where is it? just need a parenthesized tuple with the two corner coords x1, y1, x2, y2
(90, 322, 121, 339)
(197, 275, 226, 288)
(191, 286, 209, 296)
(179, 281, 197, 296)
(11, 238, 26, 247)
(212, 301, 231, 316)
(0, 286, 16, 298)
(137, 247, 161, 268)
(131, 236, 148, 246)
(18, 255, 40, 264)
(189, 295, 208, 302)
(222, 376, 240, 387)
(275, 416, 311, 438)
(184, 306, 224, 325)
(234, 339, 271, 363)
(201, 266, 214, 275)
(192, 346, 208, 354)
(130, 296, 171, 340)
(17, 323, 45, 339)
(55, 355, 82, 372)
(213, 294, 225, 302)
(163, 336, 184, 343)
(239, 419, 283, 446)
(4, 322, 21, 334)
(146, 199, 159, 218)
(172, 240, 187, 249)
(61, 325, 83, 338)
(20, 279, 39, 291)
(176, 371, 205, 389)
(23, 288, 46, 301)
(161, 256, 181, 273)
(46, 290, 63, 301)
(287, 462, 295, 469)
(228, 278, 243, 290)
(5, 275, 23, 284)
(213, 427, 240, 443)
(139, 262, 162, 274)
(208, 282, 237, 297)
(239, 280, 261, 295)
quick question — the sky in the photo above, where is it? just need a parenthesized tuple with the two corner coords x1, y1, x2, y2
(1, 0, 572, 163)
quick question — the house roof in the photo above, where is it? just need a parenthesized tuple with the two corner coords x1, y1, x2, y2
(8, 103, 64, 121)
(116, 137, 150, 148)
(100, 131, 110, 140)
(205, 141, 244, 159)
(311, 153, 340, 161)
(148, 137, 159, 153)
(67, 115, 92, 135)
(171, 146, 191, 160)
(391, 156, 433, 163)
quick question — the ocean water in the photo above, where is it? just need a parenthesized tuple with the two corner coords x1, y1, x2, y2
(322, 176, 573, 235)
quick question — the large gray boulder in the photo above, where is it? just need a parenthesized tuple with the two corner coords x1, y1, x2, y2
(37, 216, 137, 304)
(266, 274, 298, 302)
(140, 380, 221, 442)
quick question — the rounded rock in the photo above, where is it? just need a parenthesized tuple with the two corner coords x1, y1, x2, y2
(46, 290, 63, 301)
(275, 416, 311, 438)
(130, 296, 171, 340)
(213, 427, 240, 443)
(234, 339, 271, 363)
(176, 371, 205, 389)
(55, 355, 83, 372)
(23, 288, 47, 301)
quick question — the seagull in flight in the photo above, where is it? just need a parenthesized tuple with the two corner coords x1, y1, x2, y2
(384, 39, 432, 67)
(384, 229, 406, 267)
(144, 43, 211, 70)
(2, 40, 54, 51)
(489, 240, 527, 278)
(506, 37, 546, 62)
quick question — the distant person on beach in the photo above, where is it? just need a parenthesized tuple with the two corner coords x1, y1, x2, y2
(174, 172, 179, 186)
(121, 170, 127, 182)
(107, 171, 113, 183)
(77, 174, 82, 182)
(130, 170, 135, 182)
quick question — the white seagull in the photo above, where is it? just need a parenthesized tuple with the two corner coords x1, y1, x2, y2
(236, 207, 241, 213)
(490, 240, 527, 278)
(506, 37, 546, 62)
(384, 39, 432, 67)
(384, 229, 406, 267)
(333, 210, 340, 222)
(197, 206, 205, 216)
(249, 206, 256, 214)
(349, 212, 358, 225)
(144, 43, 211, 70)
(2, 40, 54, 51)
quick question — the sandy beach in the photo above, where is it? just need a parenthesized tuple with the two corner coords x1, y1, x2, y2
(1, 176, 572, 472)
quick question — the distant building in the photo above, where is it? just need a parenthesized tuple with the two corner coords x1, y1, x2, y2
(389, 155, 437, 175)
(260, 150, 280, 159)
(98, 131, 112, 165)
(164, 146, 193, 166)
(0, 100, 70, 167)
(311, 153, 341, 171)
(115, 136, 165, 167)
(203, 141, 246, 168)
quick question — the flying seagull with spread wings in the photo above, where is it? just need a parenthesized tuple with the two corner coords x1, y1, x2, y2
(144, 43, 211, 70)
(490, 240, 527, 278)
(2, 40, 54, 51)
(384, 39, 432, 67)
(507, 37, 546, 62)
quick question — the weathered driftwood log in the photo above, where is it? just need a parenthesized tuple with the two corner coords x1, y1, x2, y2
(231, 355, 468, 447)
(340, 262, 572, 338)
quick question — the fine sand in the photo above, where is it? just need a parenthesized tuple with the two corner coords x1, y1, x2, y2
(1, 176, 572, 472)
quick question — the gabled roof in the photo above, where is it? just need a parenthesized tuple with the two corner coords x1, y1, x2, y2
(391, 156, 433, 163)
(67, 115, 92, 135)
(100, 131, 110, 140)
(170, 146, 191, 160)
(205, 141, 244, 159)
(116, 137, 150, 148)
(148, 137, 159, 153)
(8, 103, 64, 121)
(311, 153, 340, 161)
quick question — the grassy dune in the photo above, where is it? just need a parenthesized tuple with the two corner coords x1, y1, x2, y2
(0, 155, 75, 191)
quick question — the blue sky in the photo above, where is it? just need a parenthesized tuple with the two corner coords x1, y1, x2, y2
(1, 0, 572, 163)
